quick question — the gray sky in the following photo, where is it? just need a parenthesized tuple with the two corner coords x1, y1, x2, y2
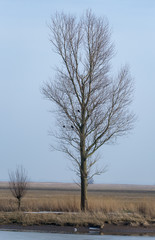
(1, 0, 155, 184)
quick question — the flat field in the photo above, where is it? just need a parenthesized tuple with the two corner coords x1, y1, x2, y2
(0, 182, 155, 227)
(0, 182, 155, 213)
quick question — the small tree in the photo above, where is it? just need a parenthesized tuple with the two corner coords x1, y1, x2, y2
(9, 166, 28, 211)
(42, 10, 135, 211)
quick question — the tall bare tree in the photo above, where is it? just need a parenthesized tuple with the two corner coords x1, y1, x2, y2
(42, 10, 135, 211)
(9, 166, 28, 211)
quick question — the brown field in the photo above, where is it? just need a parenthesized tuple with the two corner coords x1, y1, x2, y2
(0, 182, 155, 227)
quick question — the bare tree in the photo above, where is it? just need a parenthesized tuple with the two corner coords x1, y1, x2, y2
(9, 166, 28, 211)
(42, 10, 135, 211)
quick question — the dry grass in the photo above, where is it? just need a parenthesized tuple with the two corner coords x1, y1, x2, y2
(0, 211, 154, 227)
(0, 212, 106, 227)
(0, 182, 155, 226)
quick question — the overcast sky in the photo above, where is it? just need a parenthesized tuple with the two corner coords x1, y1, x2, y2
(0, 0, 155, 184)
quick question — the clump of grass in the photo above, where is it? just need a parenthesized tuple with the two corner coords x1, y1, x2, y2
(88, 197, 122, 213)
(136, 201, 155, 218)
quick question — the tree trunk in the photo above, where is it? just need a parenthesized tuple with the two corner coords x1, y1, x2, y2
(81, 159, 88, 211)
(18, 198, 21, 211)
(80, 95, 88, 211)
